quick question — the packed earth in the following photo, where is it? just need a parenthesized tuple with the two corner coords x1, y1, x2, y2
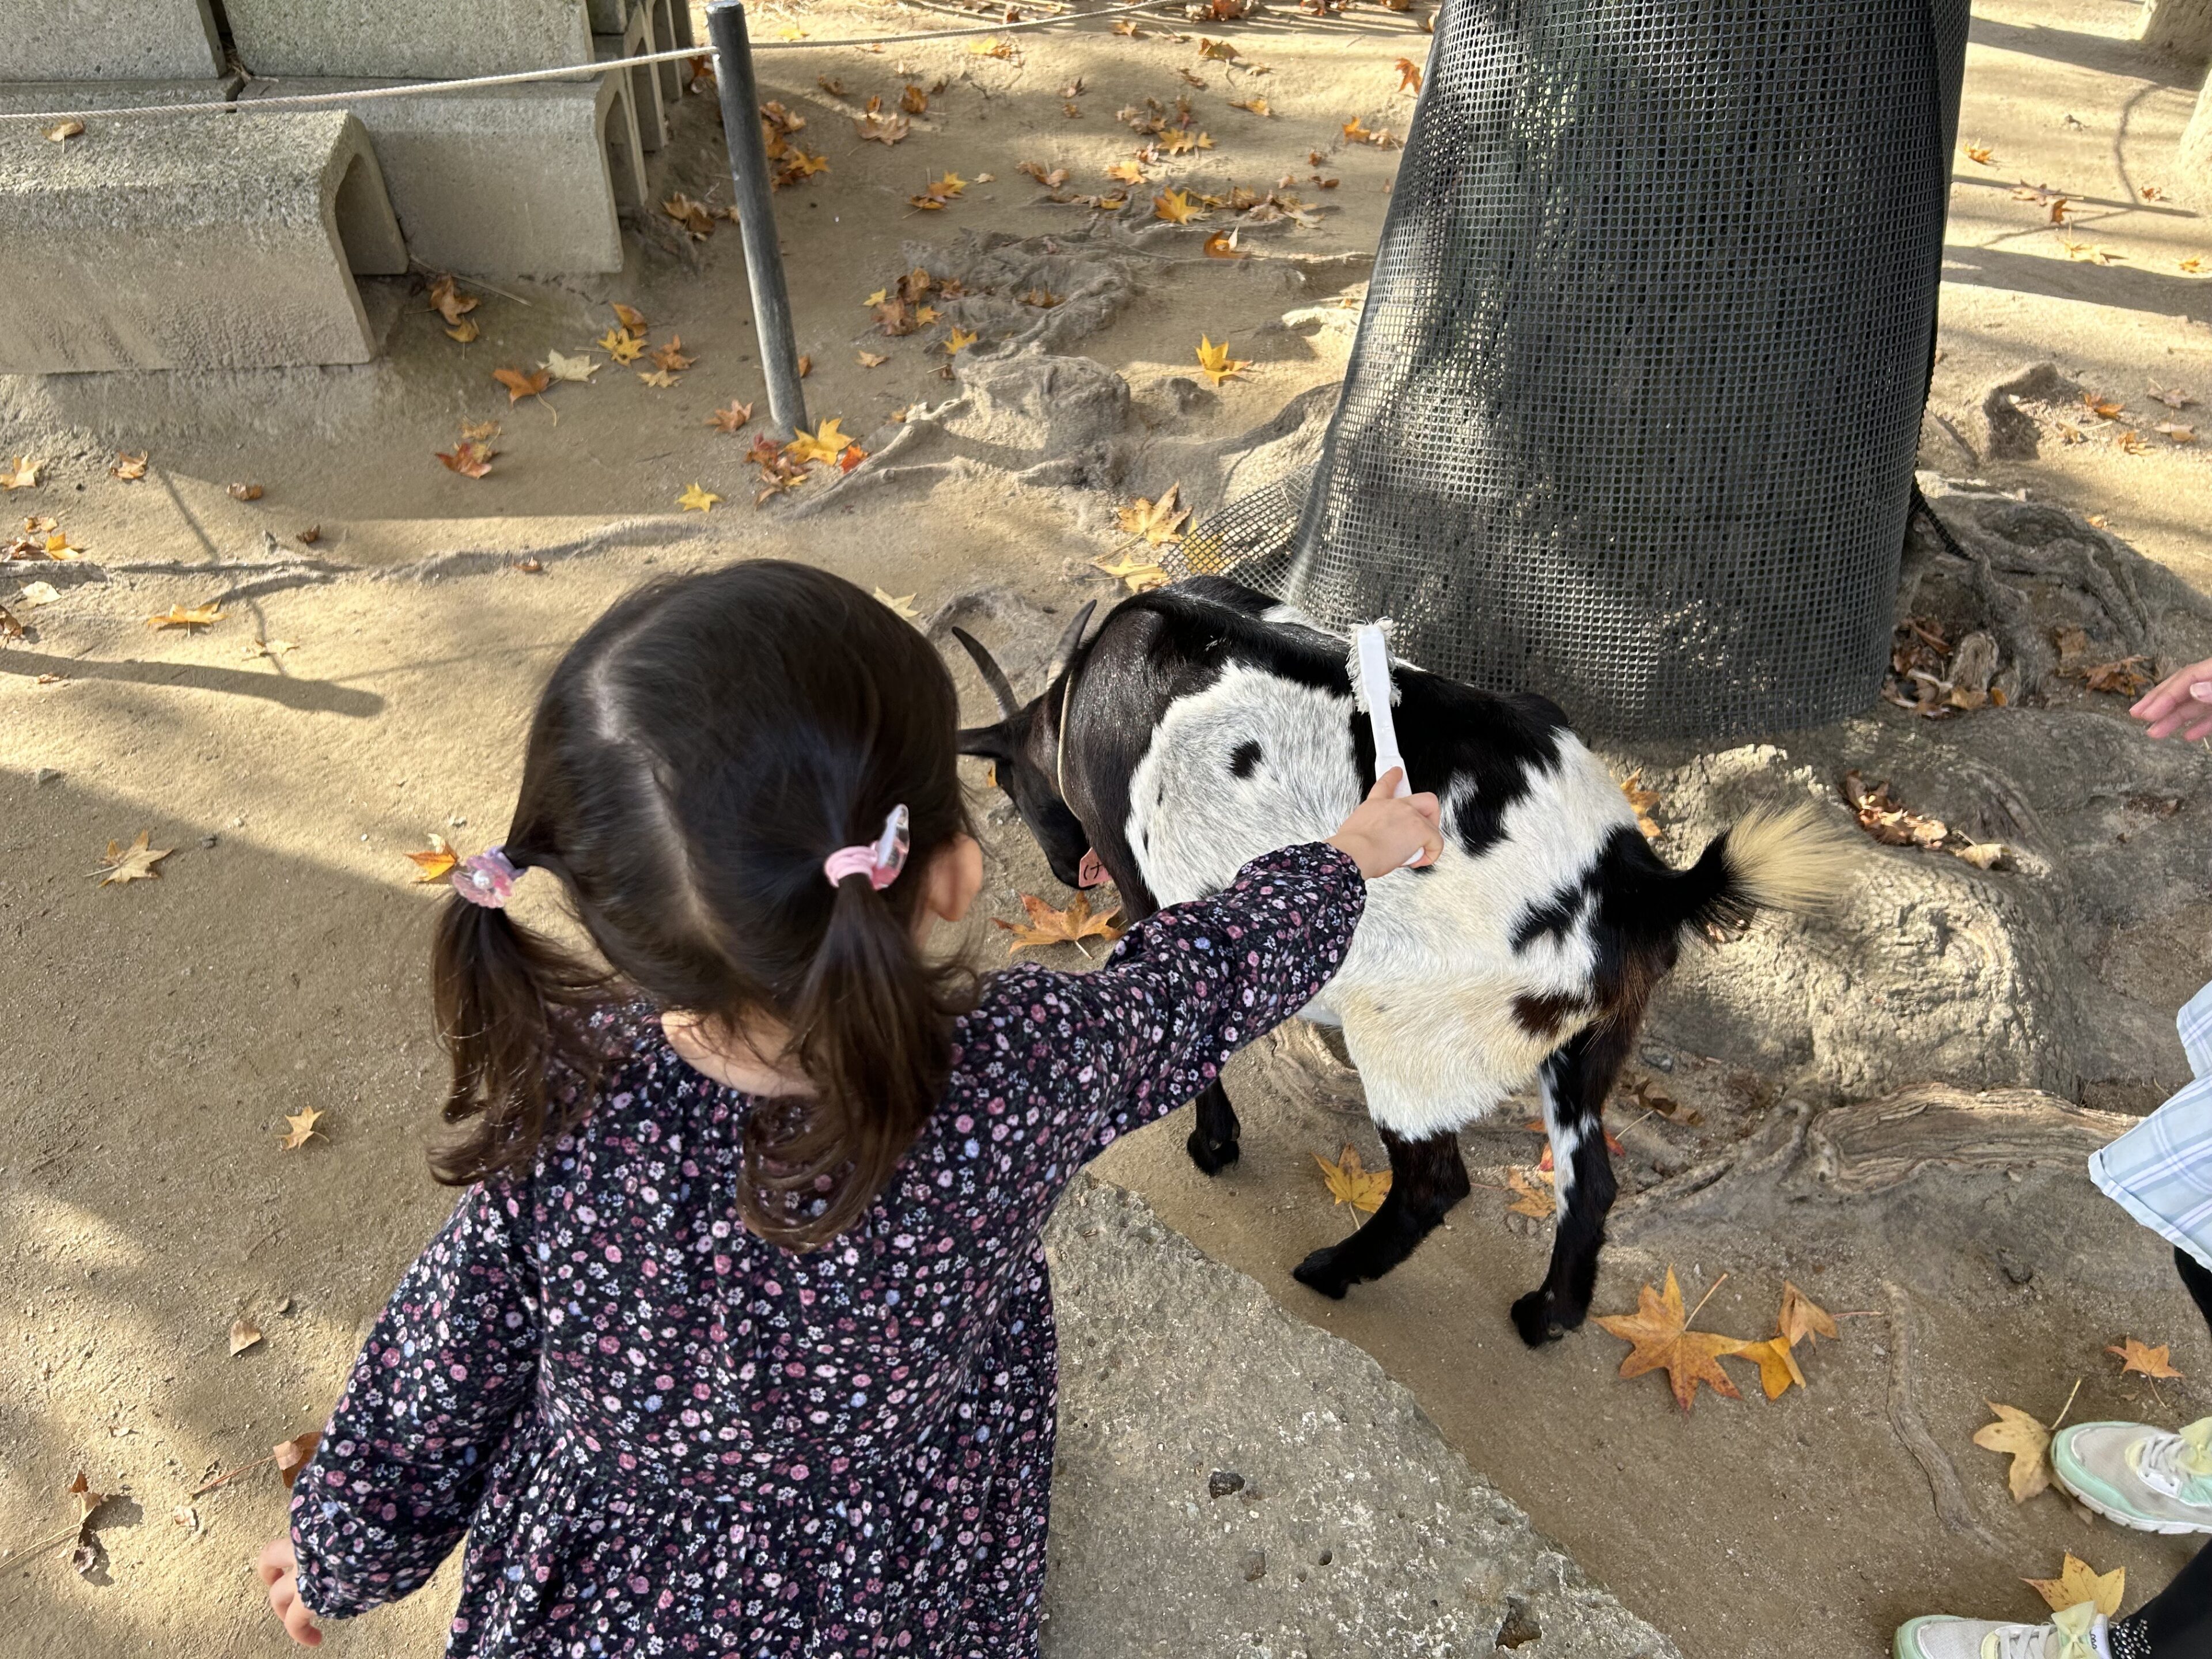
(5, 2, 2212, 1657)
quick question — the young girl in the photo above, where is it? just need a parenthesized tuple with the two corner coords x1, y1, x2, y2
(255, 559, 1440, 1654)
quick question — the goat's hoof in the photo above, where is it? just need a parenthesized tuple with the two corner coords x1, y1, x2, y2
(1291, 1247, 1353, 1300)
(1510, 1289, 1568, 1348)
(1186, 1127, 1241, 1175)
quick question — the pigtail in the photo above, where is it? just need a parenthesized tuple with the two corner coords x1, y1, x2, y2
(737, 868, 967, 1249)
(429, 868, 612, 1188)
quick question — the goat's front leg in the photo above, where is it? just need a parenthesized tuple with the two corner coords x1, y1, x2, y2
(1185, 1081, 1241, 1175)
(1510, 1031, 1624, 1347)
(1292, 1127, 1469, 1298)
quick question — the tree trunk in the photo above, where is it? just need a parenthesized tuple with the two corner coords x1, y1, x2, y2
(2141, 0, 2212, 62)
(2186, 66, 2212, 192)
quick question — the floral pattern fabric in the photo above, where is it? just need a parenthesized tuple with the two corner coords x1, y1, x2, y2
(290, 842, 1364, 1657)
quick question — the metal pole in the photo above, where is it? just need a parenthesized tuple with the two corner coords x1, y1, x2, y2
(706, 0, 808, 437)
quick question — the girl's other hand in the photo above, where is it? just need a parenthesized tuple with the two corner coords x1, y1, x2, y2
(2131, 655, 2212, 742)
(1327, 768, 1445, 877)
(257, 1534, 324, 1647)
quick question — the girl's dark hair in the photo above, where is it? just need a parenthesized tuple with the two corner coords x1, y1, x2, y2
(430, 560, 976, 1248)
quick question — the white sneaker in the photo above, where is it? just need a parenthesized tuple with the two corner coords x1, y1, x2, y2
(2052, 1416, 2212, 1535)
(1893, 1604, 2105, 1659)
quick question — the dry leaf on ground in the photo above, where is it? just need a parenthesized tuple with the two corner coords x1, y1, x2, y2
(677, 483, 720, 514)
(1154, 188, 1204, 225)
(227, 482, 264, 501)
(1503, 1166, 1555, 1219)
(110, 452, 148, 480)
(406, 838, 457, 882)
(1594, 1268, 1748, 1412)
(602, 329, 646, 364)
(437, 441, 496, 479)
(873, 589, 920, 620)
(229, 1317, 263, 1357)
(786, 419, 852, 468)
(1620, 772, 1662, 839)
(1316, 1145, 1392, 1214)
(544, 350, 599, 383)
(707, 401, 755, 433)
(2025, 1554, 2125, 1618)
(146, 601, 223, 630)
(994, 893, 1123, 953)
(638, 368, 680, 389)
(1396, 58, 1423, 92)
(1, 457, 39, 491)
(1736, 1337, 1809, 1401)
(1204, 230, 1247, 259)
(275, 1432, 322, 1490)
(494, 367, 551, 403)
(1777, 1281, 1838, 1346)
(1975, 1401, 2055, 1502)
(1092, 550, 1171, 593)
(1118, 484, 1190, 546)
(2107, 1338, 2183, 1379)
(279, 1107, 324, 1150)
(427, 275, 478, 325)
(649, 336, 696, 373)
(1841, 770, 1948, 849)
(1196, 336, 1251, 385)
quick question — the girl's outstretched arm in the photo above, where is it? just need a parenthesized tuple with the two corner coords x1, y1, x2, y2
(277, 1178, 541, 1623)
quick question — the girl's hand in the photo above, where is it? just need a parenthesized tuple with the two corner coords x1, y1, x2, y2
(1328, 768, 1445, 877)
(257, 1534, 324, 1647)
(2132, 656, 2212, 742)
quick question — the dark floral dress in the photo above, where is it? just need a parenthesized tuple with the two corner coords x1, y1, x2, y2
(290, 843, 1364, 1658)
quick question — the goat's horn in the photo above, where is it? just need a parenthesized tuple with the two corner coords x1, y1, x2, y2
(1046, 600, 1097, 684)
(950, 626, 1021, 719)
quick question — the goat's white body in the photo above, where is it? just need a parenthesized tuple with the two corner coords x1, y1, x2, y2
(1122, 657, 1638, 1138)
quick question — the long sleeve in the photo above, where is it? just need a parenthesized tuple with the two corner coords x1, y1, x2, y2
(289, 1177, 541, 1619)
(1056, 840, 1365, 1159)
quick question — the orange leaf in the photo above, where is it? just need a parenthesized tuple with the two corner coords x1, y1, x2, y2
(2107, 1338, 2183, 1379)
(993, 892, 1124, 953)
(1315, 1144, 1391, 1213)
(1593, 1268, 1748, 1412)
(494, 368, 550, 403)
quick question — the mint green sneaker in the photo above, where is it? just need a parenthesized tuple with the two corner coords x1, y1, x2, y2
(1894, 1604, 2104, 1659)
(2052, 1416, 2212, 1535)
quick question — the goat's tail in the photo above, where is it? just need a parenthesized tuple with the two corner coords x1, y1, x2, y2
(1664, 800, 1861, 936)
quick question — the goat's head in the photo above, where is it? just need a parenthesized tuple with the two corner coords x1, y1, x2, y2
(950, 604, 1096, 889)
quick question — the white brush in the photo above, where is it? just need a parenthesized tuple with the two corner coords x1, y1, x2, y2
(1353, 623, 1411, 799)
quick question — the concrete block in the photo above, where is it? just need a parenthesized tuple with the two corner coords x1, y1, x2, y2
(222, 0, 593, 80)
(240, 78, 640, 275)
(0, 111, 407, 373)
(596, 4, 666, 154)
(646, 0, 683, 103)
(0, 0, 222, 80)
(586, 0, 627, 29)
(0, 77, 240, 115)
(671, 0, 696, 49)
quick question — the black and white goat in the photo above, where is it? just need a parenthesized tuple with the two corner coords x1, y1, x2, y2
(953, 578, 1854, 1346)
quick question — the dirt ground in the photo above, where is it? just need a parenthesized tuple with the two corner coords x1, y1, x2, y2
(4, 1, 2212, 1656)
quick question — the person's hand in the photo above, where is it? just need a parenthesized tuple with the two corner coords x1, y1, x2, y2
(257, 1534, 324, 1647)
(1327, 768, 1444, 877)
(2131, 655, 2212, 742)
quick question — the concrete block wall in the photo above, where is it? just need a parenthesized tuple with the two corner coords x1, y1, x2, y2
(0, 0, 224, 80)
(222, 0, 595, 81)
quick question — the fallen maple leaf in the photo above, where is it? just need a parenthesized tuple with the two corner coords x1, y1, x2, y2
(1964, 141, 1995, 165)
(1619, 771, 1662, 839)
(240, 637, 294, 662)
(226, 482, 263, 501)
(707, 400, 754, 433)
(1975, 1402, 2055, 1502)
(110, 451, 148, 480)
(544, 350, 599, 382)
(67, 1472, 105, 1521)
(146, 602, 223, 631)
(2025, 1554, 2125, 1618)
(638, 368, 679, 388)
(1195, 335, 1251, 386)
(968, 35, 1013, 58)
(16, 579, 59, 607)
(1108, 160, 1148, 184)
(648, 335, 695, 373)
(279, 1106, 324, 1150)
(1777, 1281, 1838, 1347)
(229, 1317, 263, 1357)
(786, 418, 851, 467)
(436, 440, 496, 479)
(677, 483, 720, 513)
(274, 1431, 322, 1490)
(45, 118, 84, 142)
(944, 327, 979, 355)
(1736, 1336, 1808, 1400)
(1316, 1144, 1392, 1213)
(663, 190, 717, 234)
(1091, 550, 1171, 593)
(1199, 36, 1240, 60)
(601, 329, 646, 364)
(404, 837, 457, 882)
(994, 892, 1124, 953)
(446, 317, 480, 344)
(874, 588, 920, 620)
(1154, 188, 1204, 225)
(1229, 95, 1271, 116)
(611, 302, 648, 332)
(2, 457, 40, 491)
(902, 84, 929, 115)
(2182, 257, 2205, 275)
(1203, 229, 1247, 259)
(798, 355, 813, 377)
(2155, 422, 2197, 444)
(1503, 1165, 1555, 1219)
(857, 350, 889, 368)
(1396, 56, 1423, 92)
(2082, 392, 2125, 419)
(1594, 1268, 1748, 1412)
(2107, 1338, 2183, 1379)
(1118, 484, 1191, 546)
(495, 367, 550, 403)
(461, 419, 501, 442)
(1841, 770, 1948, 849)
(92, 830, 172, 887)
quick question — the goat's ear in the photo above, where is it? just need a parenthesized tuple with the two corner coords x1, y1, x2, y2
(957, 723, 1017, 764)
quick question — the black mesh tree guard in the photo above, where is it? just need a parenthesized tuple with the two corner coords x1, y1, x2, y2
(1173, 0, 1971, 740)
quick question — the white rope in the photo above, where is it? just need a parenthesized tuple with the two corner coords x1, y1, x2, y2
(0, 1, 1181, 125)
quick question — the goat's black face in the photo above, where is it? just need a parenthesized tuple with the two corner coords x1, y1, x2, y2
(949, 611, 1098, 891)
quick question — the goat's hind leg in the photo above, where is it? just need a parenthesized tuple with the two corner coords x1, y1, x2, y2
(1510, 1025, 1630, 1347)
(1186, 1081, 1241, 1175)
(1292, 1127, 1470, 1299)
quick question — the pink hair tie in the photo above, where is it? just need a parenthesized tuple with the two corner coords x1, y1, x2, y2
(824, 805, 910, 891)
(452, 845, 523, 909)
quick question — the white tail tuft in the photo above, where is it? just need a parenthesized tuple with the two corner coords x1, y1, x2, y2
(1721, 800, 1862, 914)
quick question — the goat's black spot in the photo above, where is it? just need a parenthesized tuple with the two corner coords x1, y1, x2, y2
(1229, 740, 1263, 778)
(1511, 990, 1586, 1040)
(1510, 880, 1588, 952)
